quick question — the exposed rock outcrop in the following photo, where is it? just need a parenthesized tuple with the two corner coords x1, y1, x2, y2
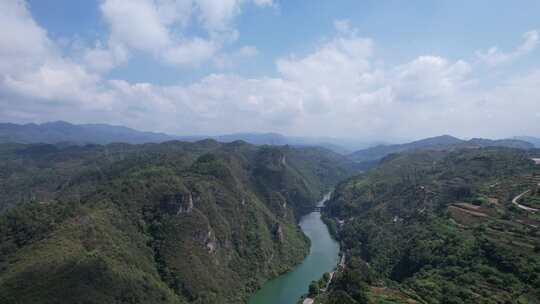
(273, 223, 284, 242)
(205, 229, 217, 254)
(159, 192, 194, 215)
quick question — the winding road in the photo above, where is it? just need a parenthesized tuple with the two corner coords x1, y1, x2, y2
(512, 189, 539, 212)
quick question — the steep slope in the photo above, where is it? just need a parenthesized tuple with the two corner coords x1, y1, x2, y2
(321, 147, 540, 303)
(0, 140, 357, 304)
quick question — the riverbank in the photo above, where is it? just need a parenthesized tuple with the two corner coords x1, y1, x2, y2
(248, 193, 340, 304)
(299, 251, 346, 304)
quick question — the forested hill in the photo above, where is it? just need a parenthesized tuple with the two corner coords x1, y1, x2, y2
(515, 136, 540, 148)
(0, 140, 358, 304)
(0, 121, 174, 145)
(321, 147, 540, 303)
(349, 135, 535, 162)
(0, 121, 369, 153)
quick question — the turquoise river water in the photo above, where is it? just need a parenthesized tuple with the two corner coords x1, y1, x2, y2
(248, 193, 340, 304)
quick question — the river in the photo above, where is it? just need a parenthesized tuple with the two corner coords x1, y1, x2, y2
(248, 193, 340, 304)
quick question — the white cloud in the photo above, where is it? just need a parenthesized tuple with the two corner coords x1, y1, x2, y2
(276, 28, 378, 113)
(162, 38, 217, 66)
(82, 42, 129, 72)
(4, 61, 98, 101)
(238, 45, 259, 57)
(476, 30, 538, 66)
(1, 9, 539, 140)
(0, 0, 108, 110)
(277, 33, 374, 86)
(391, 56, 472, 102)
(213, 45, 258, 70)
(0, 0, 54, 74)
(97, 0, 219, 69)
(196, 0, 242, 31)
(156, 0, 194, 26)
(80, 0, 269, 71)
(253, 0, 275, 7)
(101, 0, 171, 52)
(333, 19, 354, 35)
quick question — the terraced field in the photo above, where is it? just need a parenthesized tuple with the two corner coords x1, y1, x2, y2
(319, 148, 540, 304)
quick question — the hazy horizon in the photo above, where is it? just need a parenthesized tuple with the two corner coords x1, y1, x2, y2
(3, 120, 538, 147)
(1, 1, 539, 141)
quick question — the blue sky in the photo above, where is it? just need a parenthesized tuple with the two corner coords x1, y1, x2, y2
(1, 0, 539, 140)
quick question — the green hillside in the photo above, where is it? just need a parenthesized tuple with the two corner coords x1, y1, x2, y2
(321, 148, 540, 304)
(0, 140, 356, 304)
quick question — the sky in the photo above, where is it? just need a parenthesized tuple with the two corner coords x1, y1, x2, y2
(0, 0, 539, 141)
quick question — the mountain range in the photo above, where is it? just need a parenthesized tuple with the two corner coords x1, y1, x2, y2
(0, 122, 537, 158)
(0, 121, 172, 145)
(0, 122, 539, 304)
(0, 121, 374, 153)
(514, 136, 540, 148)
(349, 134, 535, 162)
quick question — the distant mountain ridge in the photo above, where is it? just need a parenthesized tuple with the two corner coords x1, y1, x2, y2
(349, 135, 534, 162)
(513, 136, 540, 148)
(0, 121, 373, 152)
(1, 122, 537, 156)
(0, 121, 173, 145)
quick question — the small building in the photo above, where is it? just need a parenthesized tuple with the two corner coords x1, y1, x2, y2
(533, 158, 540, 165)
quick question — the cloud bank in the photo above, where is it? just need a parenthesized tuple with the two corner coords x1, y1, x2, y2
(476, 30, 539, 66)
(0, 1, 539, 141)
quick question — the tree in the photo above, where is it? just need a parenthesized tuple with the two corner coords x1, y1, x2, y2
(323, 272, 331, 282)
(327, 290, 357, 304)
(308, 281, 319, 296)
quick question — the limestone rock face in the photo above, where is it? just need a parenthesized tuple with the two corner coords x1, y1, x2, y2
(205, 229, 217, 254)
(273, 223, 284, 242)
(159, 192, 194, 215)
